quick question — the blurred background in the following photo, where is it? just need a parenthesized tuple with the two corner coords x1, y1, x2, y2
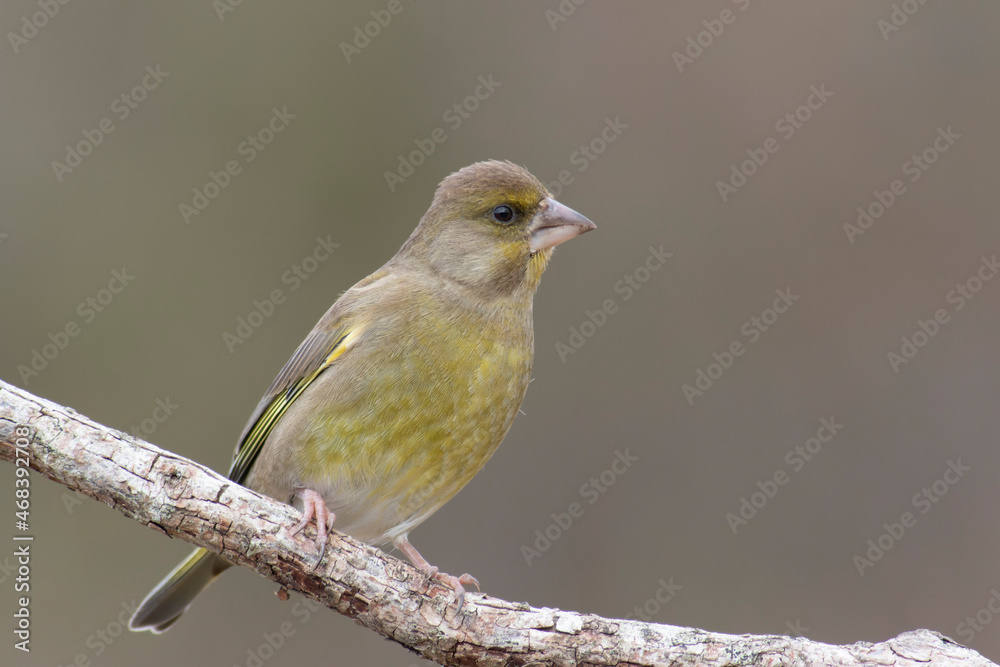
(3, 1, 1000, 665)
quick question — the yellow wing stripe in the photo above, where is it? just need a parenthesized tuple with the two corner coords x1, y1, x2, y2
(227, 330, 354, 484)
(324, 328, 357, 365)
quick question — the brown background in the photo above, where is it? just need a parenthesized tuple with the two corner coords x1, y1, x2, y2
(3, 2, 1000, 665)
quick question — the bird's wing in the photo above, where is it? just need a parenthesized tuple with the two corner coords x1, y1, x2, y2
(226, 312, 360, 485)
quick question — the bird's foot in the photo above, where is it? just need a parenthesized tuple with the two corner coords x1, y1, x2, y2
(395, 536, 479, 613)
(290, 488, 336, 567)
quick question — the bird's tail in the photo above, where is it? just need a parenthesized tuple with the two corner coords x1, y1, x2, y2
(129, 548, 231, 633)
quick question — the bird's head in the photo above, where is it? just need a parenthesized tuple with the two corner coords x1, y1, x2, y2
(398, 160, 595, 298)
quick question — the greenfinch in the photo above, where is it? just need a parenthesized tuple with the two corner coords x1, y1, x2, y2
(130, 160, 595, 633)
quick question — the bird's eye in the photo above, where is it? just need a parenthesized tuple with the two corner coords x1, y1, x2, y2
(492, 205, 514, 223)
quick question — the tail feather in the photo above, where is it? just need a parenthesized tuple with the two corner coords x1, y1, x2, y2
(129, 548, 231, 633)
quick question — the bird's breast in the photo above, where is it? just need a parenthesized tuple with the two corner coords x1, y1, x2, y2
(288, 300, 534, 543)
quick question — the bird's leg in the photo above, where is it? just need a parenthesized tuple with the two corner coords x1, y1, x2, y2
(290, 488, 336, 566)
(394, 536, 480, 612)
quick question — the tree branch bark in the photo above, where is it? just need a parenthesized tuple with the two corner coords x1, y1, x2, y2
(0, 378, 992, 667)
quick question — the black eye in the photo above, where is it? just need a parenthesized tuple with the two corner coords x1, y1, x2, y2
(492, 205, 514, 223)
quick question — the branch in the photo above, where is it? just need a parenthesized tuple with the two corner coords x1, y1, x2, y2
(0, 379, 992, 667)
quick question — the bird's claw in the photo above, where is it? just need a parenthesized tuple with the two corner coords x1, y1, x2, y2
(290, 489, 336, 568)
(419, 570, 480, 613)
(395, 536, 479, 613)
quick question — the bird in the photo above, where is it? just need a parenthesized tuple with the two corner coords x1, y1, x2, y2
(129, 160, 595, 633)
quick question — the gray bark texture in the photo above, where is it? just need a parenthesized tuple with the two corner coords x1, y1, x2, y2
(0, 379, 993, 667)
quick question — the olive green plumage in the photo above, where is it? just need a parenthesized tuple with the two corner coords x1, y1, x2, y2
(130, 160, 594, 633)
